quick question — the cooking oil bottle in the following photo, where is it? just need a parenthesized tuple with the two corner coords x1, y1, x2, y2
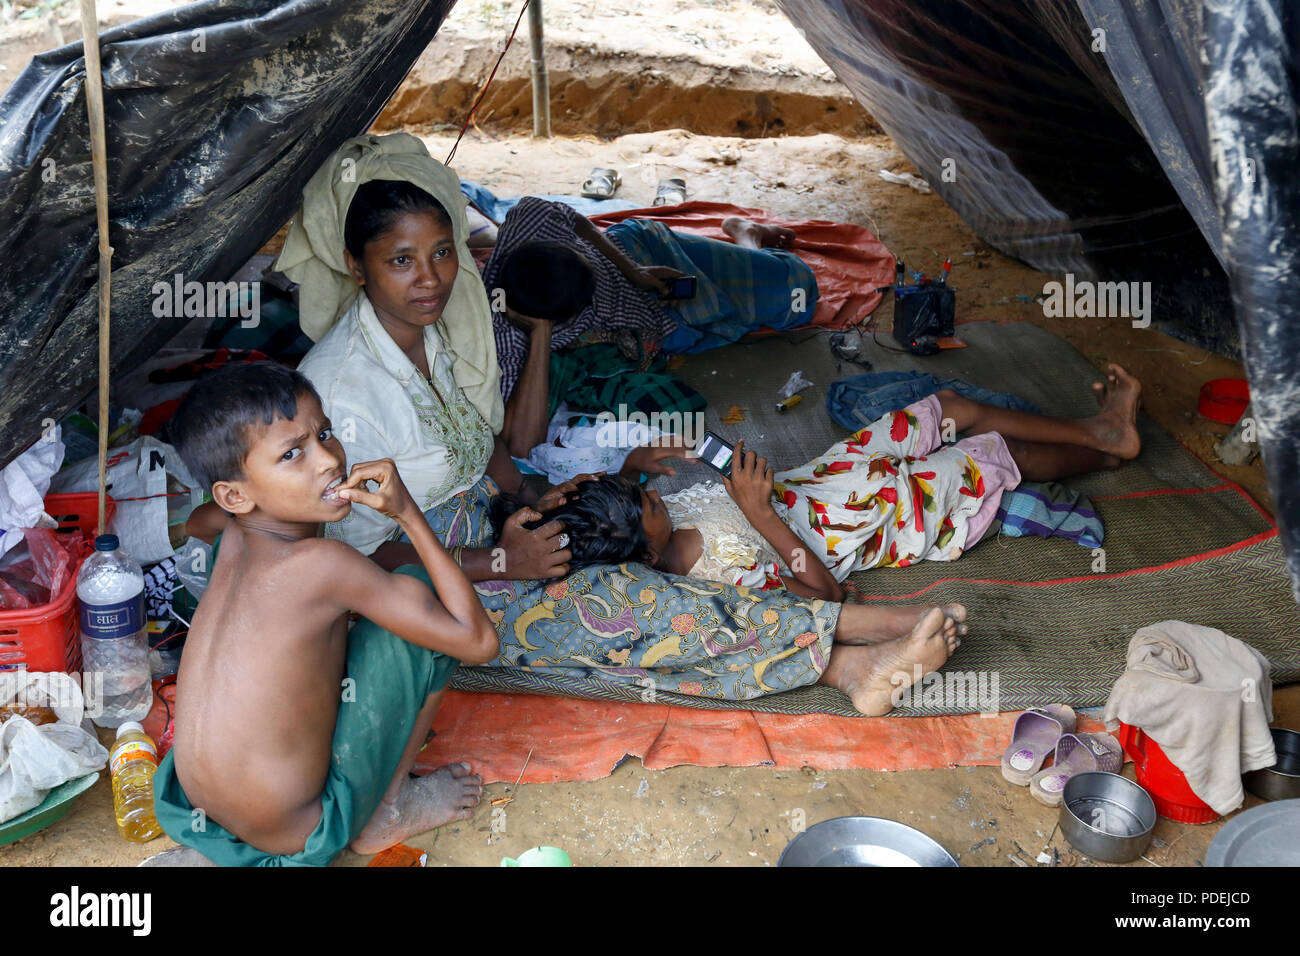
(109, 721, 164, 842)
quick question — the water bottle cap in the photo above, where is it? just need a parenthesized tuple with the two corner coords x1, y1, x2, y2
(116, 721, 145, 738)
(94, 534, 120, 552)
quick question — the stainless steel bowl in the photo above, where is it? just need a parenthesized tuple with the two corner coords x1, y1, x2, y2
(1059, 771, 1157, 864)
(778, 816, 959, 867)
(1243, 728, 1300, 802)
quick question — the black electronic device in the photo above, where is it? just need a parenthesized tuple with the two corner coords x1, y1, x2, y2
(695, 430, 736, 479)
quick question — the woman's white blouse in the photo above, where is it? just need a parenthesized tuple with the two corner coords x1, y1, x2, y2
(297, 294, 495, 555)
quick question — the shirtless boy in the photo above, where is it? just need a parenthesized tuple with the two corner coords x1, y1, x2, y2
(154, 362, 499, 866)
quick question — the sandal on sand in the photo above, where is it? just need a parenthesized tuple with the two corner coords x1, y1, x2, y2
(1001, 704, 1076, 786)
(653, 177, 687, 206)
(1028, 732, 1123, 807)
(581, 167, 621, 199)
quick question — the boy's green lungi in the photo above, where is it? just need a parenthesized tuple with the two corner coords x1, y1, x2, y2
(153, 565, 458, 867)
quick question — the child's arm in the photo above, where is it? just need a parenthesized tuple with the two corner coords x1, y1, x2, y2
(330, 459, 499, 664)
(182, 501, 230, 545)
(620, 435, 698, 479)
(724, 442, 845, 603)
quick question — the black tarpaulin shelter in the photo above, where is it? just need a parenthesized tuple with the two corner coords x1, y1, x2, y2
(0, 0, 1297, 596)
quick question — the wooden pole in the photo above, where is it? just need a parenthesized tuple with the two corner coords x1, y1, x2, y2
(527, 0, 550, 138)
(79, 0, 113, 535)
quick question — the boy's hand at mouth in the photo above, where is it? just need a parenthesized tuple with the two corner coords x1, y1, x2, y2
(336, 459, 422, 525)
(723, 441, 777, 520)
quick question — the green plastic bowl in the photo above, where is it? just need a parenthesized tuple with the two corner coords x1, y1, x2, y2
(0, 772, 100, 847)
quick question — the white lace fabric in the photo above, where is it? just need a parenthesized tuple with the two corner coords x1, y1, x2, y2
(661, 482, 789, 586)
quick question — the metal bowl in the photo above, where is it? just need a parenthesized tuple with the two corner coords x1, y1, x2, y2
(778, 816, 959, 867)
(1243, 728, 1300, 802)
(1059, 771, 1157, 864)
(1206, 799, 1300, 866)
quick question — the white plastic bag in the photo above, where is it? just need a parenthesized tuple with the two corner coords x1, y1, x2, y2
(51, 435, 202, 564)
(0, 426, 65, 558)
(0, 672, 109, 823)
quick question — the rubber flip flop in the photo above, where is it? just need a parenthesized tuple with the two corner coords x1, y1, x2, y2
(1001, 704, 1077, 786)
(1029, 732, 1123, 807)
(581, 167, 621, 199)
(653, 177, 687, 206)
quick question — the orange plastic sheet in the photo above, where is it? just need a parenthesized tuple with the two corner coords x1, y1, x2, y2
(588, 201, 895, 330)
(416, 690, 1107, 784)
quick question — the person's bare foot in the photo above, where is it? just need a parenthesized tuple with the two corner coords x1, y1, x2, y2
(835, 602, 968, 645)
(1087, 363, 1142, 459)
(819, 608, 957, 716)
(350, 762, 482, 855)
(722, 215, 796, 250)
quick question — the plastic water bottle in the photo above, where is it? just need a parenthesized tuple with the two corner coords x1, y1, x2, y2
(77, 534, 152, 729)
(109, 721, 163, 842)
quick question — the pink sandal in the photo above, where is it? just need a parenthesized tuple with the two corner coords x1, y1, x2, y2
(1029, 732, 1123, 807)
(1001, 704, 1077, 786)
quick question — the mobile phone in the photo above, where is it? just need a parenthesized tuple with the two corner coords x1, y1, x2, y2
(660, 275, 698, 300)
(695, 430, 735, 479)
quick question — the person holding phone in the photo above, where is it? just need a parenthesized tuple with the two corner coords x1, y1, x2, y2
(480, 197, 819, 456)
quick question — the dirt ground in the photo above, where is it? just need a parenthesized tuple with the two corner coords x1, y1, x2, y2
(1, 0, 1291, 868)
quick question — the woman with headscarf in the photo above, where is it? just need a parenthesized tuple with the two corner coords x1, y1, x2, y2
(280, 134, 685, 578)
(276, 134, 957, 714)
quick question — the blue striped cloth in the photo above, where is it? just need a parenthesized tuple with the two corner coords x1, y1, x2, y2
(991, 480, 1104, 548)
(606, 219, 819, 353)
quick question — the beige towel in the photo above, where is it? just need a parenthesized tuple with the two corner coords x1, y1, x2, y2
(275, 132, 503, 431)
(1103, 620, 1277, 816)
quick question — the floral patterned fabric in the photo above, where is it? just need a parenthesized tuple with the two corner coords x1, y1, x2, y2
(417, 477, 842, 702)
(774, 395, 1022, 579)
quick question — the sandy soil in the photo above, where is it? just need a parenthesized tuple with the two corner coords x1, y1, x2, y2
(0, 0, 1287, 868)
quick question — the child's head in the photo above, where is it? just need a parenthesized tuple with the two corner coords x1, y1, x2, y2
(168, 362, 350, 524)
(343, 179, 457, 327)
(489, 474, 673, 571)
(497, 240, 595, 324)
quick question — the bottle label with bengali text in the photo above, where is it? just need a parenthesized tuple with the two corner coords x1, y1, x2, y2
(80, 594, 145, 640)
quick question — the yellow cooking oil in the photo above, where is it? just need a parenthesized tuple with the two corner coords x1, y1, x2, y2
(109, 721, 164, 842)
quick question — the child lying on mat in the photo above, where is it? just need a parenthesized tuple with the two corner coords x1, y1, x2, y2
(494, 365, 1142, 602)
(155, 362, 499, 867)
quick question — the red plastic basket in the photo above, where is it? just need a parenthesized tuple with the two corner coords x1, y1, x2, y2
(0, 493, 115, 674)
(1117, 722, 1221, 824)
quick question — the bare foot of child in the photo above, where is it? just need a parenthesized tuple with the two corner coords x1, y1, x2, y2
(1087, 363, 1142, 459)
(722, 215, 796, 249)
(350, 762, 482, 855)
(835, 602, 967, 645)
(819, 608, 957, 716)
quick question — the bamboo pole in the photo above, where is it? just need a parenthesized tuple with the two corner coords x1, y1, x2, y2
(527, 0, 550, 138)
(79, 0, 113, 534)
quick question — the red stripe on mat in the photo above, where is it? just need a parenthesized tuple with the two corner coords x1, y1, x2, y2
(417, 691, 1107, 784)
(846, 529, 1279, 602)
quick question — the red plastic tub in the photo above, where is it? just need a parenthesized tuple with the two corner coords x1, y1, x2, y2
(0, 493, 114, 674)
(1117, 722, 1220, 824)
(1197, 378, 1250, 425)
